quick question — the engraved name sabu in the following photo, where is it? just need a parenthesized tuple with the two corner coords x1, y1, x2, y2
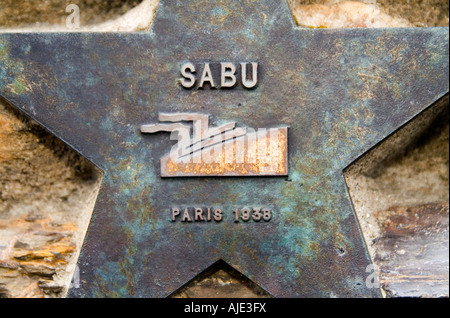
(180, 62, 258, 89)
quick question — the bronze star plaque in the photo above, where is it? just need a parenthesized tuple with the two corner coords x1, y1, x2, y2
(0, 0, 448, 297)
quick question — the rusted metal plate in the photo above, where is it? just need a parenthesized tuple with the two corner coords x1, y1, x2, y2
(0, 0, 448, 298)
(141, 112, 288, 177)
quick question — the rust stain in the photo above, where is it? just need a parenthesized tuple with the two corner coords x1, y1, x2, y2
(163, 128, 288, 177)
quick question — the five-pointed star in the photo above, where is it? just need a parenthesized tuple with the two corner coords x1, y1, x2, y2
(0, 0, 448, 297)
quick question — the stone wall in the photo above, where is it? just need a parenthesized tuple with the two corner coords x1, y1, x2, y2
(0, 0, 448, 298)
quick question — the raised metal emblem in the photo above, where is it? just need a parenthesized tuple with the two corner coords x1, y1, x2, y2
(141, 113, 288, 177)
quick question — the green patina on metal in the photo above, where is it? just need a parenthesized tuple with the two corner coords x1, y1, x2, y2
(0, 0, 448, 297)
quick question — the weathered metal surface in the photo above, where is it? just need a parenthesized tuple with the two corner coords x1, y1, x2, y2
(0, 0, 448, 298)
